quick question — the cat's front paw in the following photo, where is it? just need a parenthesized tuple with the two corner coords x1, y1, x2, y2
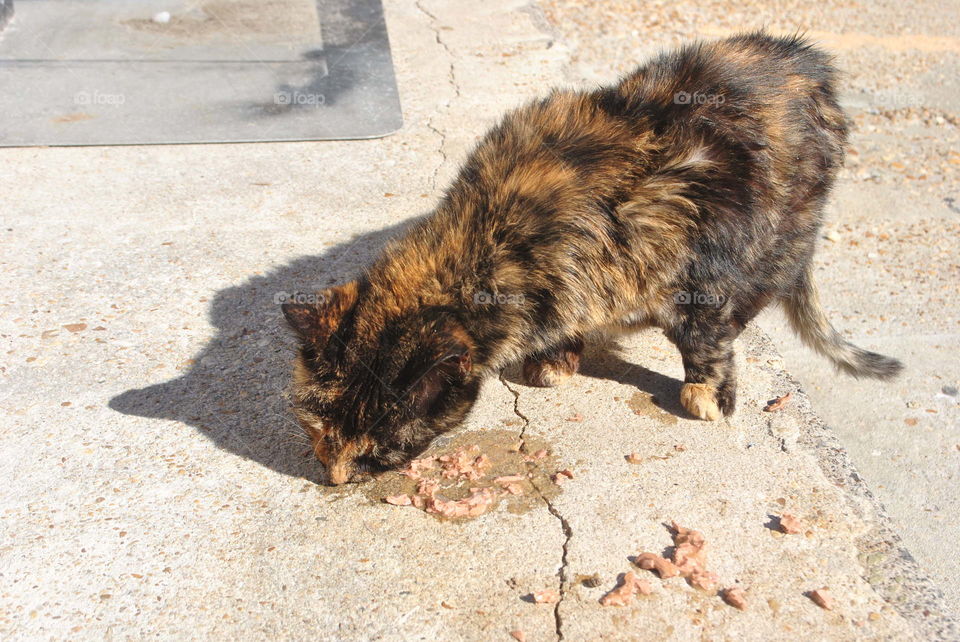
(680, 383, 722, 421)
(522, 357, 578, 387)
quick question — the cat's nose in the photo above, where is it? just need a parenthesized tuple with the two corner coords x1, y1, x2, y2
(326, 468, 373, 485)
(327, 463, 350, 485)
(323, 437, 374, 484)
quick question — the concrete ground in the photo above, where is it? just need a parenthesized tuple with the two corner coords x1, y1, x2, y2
(1, 0, 957, 639)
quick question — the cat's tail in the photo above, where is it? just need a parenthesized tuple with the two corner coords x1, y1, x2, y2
(783, 265, 903, 380)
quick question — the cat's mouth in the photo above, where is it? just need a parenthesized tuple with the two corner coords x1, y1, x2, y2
(322, 454, 387, 485)
(324, 458, 354, 485)
(317, 436, 381, 484)
(324, 471, 374, 486)
(323, 465, 381, 486)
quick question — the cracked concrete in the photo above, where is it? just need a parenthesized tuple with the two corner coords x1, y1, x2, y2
(1, 0, 957, 639)
(500, 372, 572, 641)
(413, 0, 456, 191)
(531, 475, 573, 642)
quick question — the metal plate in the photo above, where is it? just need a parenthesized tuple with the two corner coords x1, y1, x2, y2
(0, 0, 402, 145)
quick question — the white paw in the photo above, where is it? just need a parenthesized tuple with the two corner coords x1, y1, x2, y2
(680, 383, 721, 421)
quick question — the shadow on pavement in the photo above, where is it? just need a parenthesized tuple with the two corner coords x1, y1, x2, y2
(577, 342, 686, 418)
(497, 336, 687, 417)
(109, 220, 413, 483)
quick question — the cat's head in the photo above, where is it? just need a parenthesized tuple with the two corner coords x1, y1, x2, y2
(281, 281, 481, 484)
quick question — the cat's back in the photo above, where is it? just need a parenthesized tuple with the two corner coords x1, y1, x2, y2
(599, 32, 848, 232)
(432, 32, 848, 265)
(615, 32, 843, 121)
(611, 33, 848, 167)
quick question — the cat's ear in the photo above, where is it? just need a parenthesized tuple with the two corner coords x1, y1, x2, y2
(281, 281, 358, 345)
(407, 328, 473, 416)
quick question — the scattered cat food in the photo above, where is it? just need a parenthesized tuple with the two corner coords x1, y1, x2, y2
(779, 513, 804, 534)
(504, 483, 524, 495)
(582, 573, 603, 588)
(524, 448, 549, 462)
(764, 392, 793, 412)
(689, 570, 720, 592)
(383, 438, 566, 519)
(671, 522, 706, 571)
(600, 572, 651, 606)
(566, 412, 584, 422)
(722, 587, 747, 610)
(438, 446, 490, 480)
(634, 552, 680, 579)
(630, 522, 718, 593)
(809, 587, 834, 610)
(390, 453, 509, 518)
(626, 453, 644, 464)
(402, 446, 492, 481)
(426, 487, 498, 518)
(510, 631, 526, 642)
(551, 469, 574, 484)
(531, 589, 560, 604)
(417, 478, 440, 496)
(400, 456, 437, 480)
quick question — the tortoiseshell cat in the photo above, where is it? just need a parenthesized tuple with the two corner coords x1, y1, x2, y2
(283, 33, 902, 484)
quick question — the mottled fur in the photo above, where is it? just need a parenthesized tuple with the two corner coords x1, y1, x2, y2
(282, 32, 902, 484)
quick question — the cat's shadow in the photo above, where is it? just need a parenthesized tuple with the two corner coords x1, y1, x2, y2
(109, 221, 413, 483)
(502, 342, 687, 418)
(580, 344, 687, 417)
(109, 220, 686, 483)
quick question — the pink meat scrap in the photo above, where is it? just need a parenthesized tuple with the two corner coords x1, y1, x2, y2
(425, 487, 498, 519)
(599, 572, 652, 606)
(438, 445, 490, 480)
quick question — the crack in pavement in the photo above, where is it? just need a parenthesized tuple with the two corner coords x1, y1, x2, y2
(499, 371, 572, 641)
(414, 1, 461, 100)
(415, 0, 460, 191)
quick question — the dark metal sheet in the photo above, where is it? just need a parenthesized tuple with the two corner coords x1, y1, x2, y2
(0, 0, 402, 145)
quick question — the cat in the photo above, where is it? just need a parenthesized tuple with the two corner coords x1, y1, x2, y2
(281, 32, 902, 484)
